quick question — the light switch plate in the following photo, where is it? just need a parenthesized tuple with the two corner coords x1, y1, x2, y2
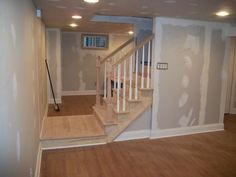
(156, 62, 168, 70)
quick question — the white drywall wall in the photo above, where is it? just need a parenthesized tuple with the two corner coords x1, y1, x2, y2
(151, 18, 228, 136)
(61, 32, 131, 94)
(0, 0, 47, 176)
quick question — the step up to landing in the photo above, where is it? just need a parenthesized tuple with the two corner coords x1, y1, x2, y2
(40, 115, 107, 149)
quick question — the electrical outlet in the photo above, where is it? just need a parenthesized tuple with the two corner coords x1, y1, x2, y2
(156, 62, 168, 70)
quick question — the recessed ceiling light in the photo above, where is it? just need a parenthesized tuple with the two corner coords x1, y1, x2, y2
(216, 11, 230, 17)
(70, 23, 78, 27)
(128, 31, 134, 35)
(83, 0, 99, 4)
(72, 15, 82, 19)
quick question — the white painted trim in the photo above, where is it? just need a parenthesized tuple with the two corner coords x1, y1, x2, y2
(220, 38, 231, 121)
(42, 142, 106, 150)
(61, 90, 97, 96)
(34, 143, 42, 177)
(151, 18, 162, 130)
(48, 98, 62, 104)
(229, 109, 236, 114)
(150, 123, 224, 139)
(115, 130, 150, 142)
(199, 26, 211, 125)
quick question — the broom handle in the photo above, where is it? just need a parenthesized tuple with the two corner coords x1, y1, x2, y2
(45, 59, 58, 106)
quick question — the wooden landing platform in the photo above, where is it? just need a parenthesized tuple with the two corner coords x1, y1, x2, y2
(40, 115, 107, 149)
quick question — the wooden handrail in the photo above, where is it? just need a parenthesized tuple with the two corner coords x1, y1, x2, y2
(113, 34, 154, 66)
(100, 37, 135, 64)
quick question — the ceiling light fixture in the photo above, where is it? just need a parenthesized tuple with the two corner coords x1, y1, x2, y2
(70, 23, 78, 27)
(83, 0, 99, 4)
(216, 11, 230, 17)
(72, 15, 82, 19)
(128, 31, 134, 35)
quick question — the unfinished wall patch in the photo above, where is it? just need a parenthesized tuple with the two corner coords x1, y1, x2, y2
(184, 34, 199, 55)
(179, 92, 189, 107)
(182, 75, 189, 88)
(78, 71, 86, 90)
(16, 131, 21, 163)
(184, 56, 192, 69)
(178, 108, 193, 127)
(12, 73, 18, 100)
(10, 24, 16, 47)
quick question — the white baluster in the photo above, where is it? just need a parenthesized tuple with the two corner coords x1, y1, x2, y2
(104, 61, 107, 98)
(129, 55, 133, 100)
(123, 61, 126, 112)
(117, 64, 121, 112)
(141, 46, 145, 89)
(147, 41, 151, 88)
(135, 50, 139, 100)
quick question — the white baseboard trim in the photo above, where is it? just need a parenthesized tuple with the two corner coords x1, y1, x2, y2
(229, 109, 236, 114)
(150, 123, 224, 139)
(115, 130, 150, 142)
(48, 98, 62, 104)
(62, 90, 97, 96)
(34, 143, 42, 177)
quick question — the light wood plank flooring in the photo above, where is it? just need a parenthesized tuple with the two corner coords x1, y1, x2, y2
(41, 115, 105, 140)
(40, 115, 236, 177)
(47, 95, 96, 117)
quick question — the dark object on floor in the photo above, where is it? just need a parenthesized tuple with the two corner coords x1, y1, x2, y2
(45, 59, 60, 112)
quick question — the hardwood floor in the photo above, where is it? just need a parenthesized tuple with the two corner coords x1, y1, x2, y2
(40, 115, 236, 177)
(47, 95, 96, 117)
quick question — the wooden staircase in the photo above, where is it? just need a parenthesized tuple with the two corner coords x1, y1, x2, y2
(40, 34, 154, 149)
(93, 34, 154, 143)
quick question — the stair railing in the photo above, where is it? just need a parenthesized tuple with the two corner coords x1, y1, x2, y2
(111, 34, 154, 113)
(96, 34, 154, 119)
(96, 37, 135, 107)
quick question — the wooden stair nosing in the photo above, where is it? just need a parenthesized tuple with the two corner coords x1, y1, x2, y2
(41, 136, 107, 149)
(40, 133, 106, 141)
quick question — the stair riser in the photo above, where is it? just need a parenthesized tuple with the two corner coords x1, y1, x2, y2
(105, 94, 130, 112)
(140, 90, 153, 99)
(113, 93, 141, 110)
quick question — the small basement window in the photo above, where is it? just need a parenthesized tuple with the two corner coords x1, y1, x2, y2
(82, 34, 109, 50)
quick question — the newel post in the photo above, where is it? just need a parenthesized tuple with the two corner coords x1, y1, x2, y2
(106, 59, 113, 122)
(96, 56, 101, 107)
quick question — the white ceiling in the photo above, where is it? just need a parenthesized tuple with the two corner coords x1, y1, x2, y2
(34, 0, 236, 33)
